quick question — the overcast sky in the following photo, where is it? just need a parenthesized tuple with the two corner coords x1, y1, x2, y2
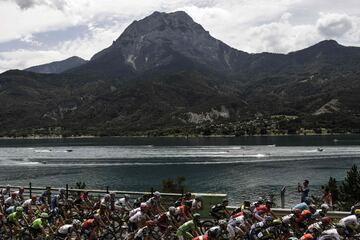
(1, 0, 360, 73)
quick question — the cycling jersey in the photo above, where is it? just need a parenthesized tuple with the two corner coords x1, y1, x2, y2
(339, 215, 359, 230)
(31, 218, 44, 230)
(7, 212, 20, 222)
(293, 202, 309, 211)
(178, 220, 199, 233)
(58, 224, 74, 234)
(319, 229, 341, 240)
(227, 223, 241, 238)
(129, 210, 147, 224)
(82, 219, 96, 230)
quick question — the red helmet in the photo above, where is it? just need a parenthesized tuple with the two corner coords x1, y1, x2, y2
(301, 210, 312, 218)
(321, 217, 332, 225)
(300, 233, 313, 240)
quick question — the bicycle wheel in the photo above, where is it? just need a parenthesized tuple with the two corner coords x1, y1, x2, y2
(200, 220, 215, 234)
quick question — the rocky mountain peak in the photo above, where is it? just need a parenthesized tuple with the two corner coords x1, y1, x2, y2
(88, 11, 246, 74)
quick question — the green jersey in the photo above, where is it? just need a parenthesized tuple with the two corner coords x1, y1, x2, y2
(178, 220, 198, 233)
(7, 212, 20, 222)
(31, 218, 44, 229)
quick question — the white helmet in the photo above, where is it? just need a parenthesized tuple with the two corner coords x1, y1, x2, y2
(321, 203, 330, 210)
(154, 191, 161, 197)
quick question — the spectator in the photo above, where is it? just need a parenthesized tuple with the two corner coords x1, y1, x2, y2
(322, 187, 333, 209)
(298, 180, 310, 203)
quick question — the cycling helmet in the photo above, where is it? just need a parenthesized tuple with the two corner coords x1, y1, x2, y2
(266, 200, 273, 206)
(72, 219, 81, 226)
(104, 194, 111, 200)
(355, 209, 360, 216)
(222, 199, 229, 204)
(11, 192, 17, 197)
(300, 233, 313, 240)
(169, 206, 176, 215)
(272, 219, 282, 226)
(320, 217, 332, 225)
(154, 191, 161, 197)
(124, 194, 130, 199)
(320, 203, 329, 210)
(185, 192, 192, 198)
(193, 213, 201, 220)
(146, 220, 155, 227)
(19, 187, 25, 192)
(257, 197, 264, 204)
(288, 238, 298, 240)
(16, 206, 23, 213)
(301, 210, 312, 218)
(40, 212, 49, 218)
(59, 188, 65, 194)
(140, 202, 147, 210)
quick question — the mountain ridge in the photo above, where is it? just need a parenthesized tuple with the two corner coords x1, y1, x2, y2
(0, 11, 360, 136)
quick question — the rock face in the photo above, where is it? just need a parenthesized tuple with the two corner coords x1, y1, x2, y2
(70, 11, 249, 76)
(25, 56, 87, 74)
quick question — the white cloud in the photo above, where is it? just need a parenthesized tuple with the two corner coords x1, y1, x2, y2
(1, 0, 360, 72)
(317, 13, 353, 38)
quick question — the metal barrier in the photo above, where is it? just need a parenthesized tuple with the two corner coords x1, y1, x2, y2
(0, 184, 226, 216)
(1, 184, 351, 219)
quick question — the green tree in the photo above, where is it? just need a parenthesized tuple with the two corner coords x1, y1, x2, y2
(327, 177, 339, 203)
(162, 176, 187, 193)
(339, 164, 360, 210)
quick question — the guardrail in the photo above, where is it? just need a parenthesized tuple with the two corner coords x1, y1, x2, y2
(1, 184, 350, 219)
(0, 184, 226, 217)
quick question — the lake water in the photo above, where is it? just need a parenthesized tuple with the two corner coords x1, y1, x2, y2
(1, 135, 360, 207)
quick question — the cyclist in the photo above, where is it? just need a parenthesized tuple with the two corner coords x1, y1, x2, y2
(30, 212, 50, 239)
(146, 191, 165, 215)
(338, 209, 360, 236)
(177, 200, 193, 223)
(210, 199, 230, 220)
(40, 186, 52, 205)
(254, 200, 276, 221)
(191, 195, 203, 212)
(4, 192, 18, 208)
(51, 188, 66, 210)
(157, 206, 180, 233)
(14, 187, 25, 202)
(56, 219, 81, 239)
(207, 219, 229, 239)
(115, 194, 133, 212)
(7, 206, 25, 230)
(176, 213, 202, 240)
(134, 220, 157, 240)
(128, 202, 150, 233)
(175, 192, 193, 207)
(22, 195, 38, 214)
(81, 215, 103, 240)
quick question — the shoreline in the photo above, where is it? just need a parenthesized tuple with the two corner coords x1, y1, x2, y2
(0, 132, 356, 140)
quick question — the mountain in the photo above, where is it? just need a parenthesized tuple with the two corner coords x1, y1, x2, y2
(25, 56, 87, 74)
(69, 11, 249, 77)
(1, 11, 360, 136)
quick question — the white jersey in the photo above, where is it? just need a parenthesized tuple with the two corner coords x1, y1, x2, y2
(58, 224, 73, 234)
(129, 207, 141, 217)
(319, 229, 340, 240)
(227, 224, 241, 238)
(22, 199, 33, 208)
(339, 215, 359, 228)
(5, 197, 16, 206)
(129, 211, 147, 224)
(228, 216, 245, 227)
